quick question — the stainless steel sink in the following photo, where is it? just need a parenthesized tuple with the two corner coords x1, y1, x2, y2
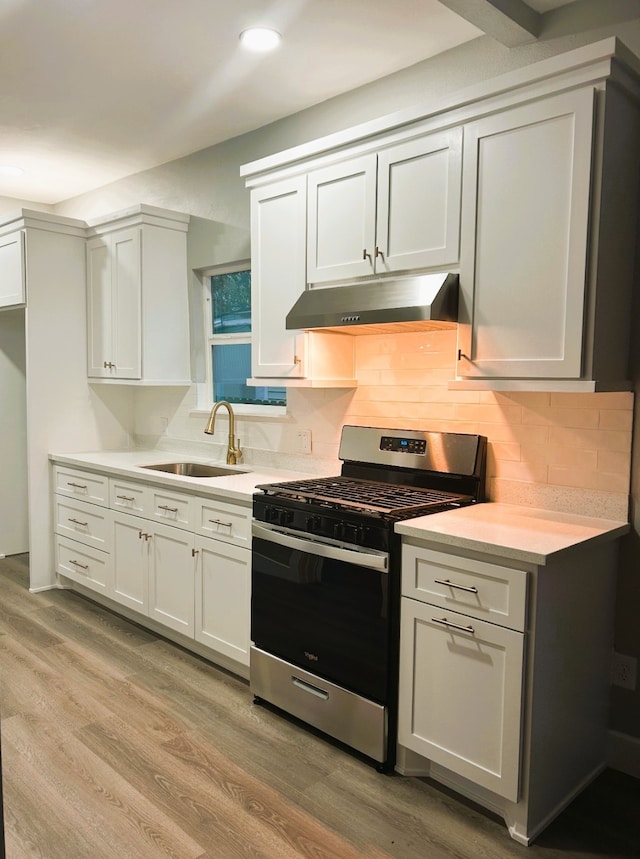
(139, 462, 247, 478)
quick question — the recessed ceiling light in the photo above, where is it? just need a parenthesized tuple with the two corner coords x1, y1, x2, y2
(239, 27, 282, 52)
(0, 165, 24, 177)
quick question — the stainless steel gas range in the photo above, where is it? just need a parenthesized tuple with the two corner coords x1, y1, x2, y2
(250, 425, 487, 770)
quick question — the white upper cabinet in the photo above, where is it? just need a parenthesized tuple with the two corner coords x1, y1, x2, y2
(243, 39, 640, 391)
(456, 88, 595, 382)
(0, 230, 26, 309)
(306, 128, 462, 284)
(250, 176, 307, 379)
(249, 176, 356, 386)
(86, 205, 191, 384)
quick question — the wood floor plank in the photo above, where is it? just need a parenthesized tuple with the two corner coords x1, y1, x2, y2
(0, 633, 112, 729)
(3, 713, 205, 859)
(2, 557, 639, 859)
(79, 715, 369, 859)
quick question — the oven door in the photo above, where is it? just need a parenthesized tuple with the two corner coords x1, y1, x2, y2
(251, 521, 390, 703)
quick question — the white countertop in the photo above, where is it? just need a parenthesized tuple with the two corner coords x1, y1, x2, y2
(50, 451, 630, 563)
(49, 449, 327, 503)
(395, 502, 629, 565)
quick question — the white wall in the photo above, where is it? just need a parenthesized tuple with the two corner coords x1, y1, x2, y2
(0, 308, 28, 555)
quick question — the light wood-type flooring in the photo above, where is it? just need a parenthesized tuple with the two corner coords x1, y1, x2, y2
(1, 554, 639, 858)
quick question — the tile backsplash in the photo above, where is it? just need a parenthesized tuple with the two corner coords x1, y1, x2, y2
(340, 329, 632, 520)
(135, 328, 633, 522)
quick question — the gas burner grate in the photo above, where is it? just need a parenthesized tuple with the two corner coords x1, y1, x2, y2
(259, 476, 466, 515)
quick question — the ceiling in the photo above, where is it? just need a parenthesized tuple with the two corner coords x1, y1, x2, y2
(0, 0, 591, 204)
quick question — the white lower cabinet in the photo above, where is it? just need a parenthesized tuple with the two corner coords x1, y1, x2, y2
(112, 513, 196, 634)
(194, 536, 250, 666)
(399, 599, 524, 801)
(397, 536, 619, 846)
(398, 546, 526, 801)
(54, 463, 251, 676)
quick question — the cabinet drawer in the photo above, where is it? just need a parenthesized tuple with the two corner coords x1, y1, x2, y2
(147, 486, 194, 530)
(54, 497, 113, 552)
(55, 535, 113, 594)
(110, 478, 149, 516)
(195, 497, 251, 547)
(53, 465, 109, 507)
(402, 545, 527, 632)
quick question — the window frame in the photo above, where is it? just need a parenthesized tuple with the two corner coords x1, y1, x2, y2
(198, 260, 287, 417)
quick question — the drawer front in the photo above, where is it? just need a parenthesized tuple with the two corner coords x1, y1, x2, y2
(195, 497, 251, 547)
(402, 545, 527, 632)
(55, 497, 113, 552)
(110, 478, 149, 516)
(148, 486, 194, 530)
(56, 535, 113, 594)
(53, 465, 108, 507)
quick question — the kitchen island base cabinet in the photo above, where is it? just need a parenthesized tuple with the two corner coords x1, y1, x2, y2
(396, 538, 618, 845)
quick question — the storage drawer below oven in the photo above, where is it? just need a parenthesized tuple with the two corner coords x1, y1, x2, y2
(250, 645, 387, 763)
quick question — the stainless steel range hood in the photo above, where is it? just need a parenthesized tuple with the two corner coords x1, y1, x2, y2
(285, 272, 459, 334)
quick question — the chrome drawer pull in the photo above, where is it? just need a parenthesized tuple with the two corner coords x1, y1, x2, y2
(434, 578, 478, 594)
(68, 518, 88, 527)
(116, 495, 135, 502)
(292, 676, 329, 700)
(158, 505, 179, 513)
(67, 481, 87, 490)
(432, 617, 475, 635)
(209, 518, 232, 529)
(69, 559, 89, 570)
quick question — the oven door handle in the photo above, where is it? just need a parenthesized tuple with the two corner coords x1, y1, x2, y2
(252, 522, 389, 572)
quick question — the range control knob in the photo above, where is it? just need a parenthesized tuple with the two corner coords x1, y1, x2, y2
(343, 523, 364, 544)
(279, 509, 294, 527)
(332, 521, 345, 540)
(306, 515, 321, 533)
(264, 506, 280, 524)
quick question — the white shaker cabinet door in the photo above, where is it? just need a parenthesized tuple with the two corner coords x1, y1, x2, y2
(398, 597, 524, 801)
(0, 230, 26, 308)
(307, 154, 377, 283)
(112, 513, 149, 614)
(87, 227, 141, 379)
(194, 536, 251, 666)
(148, 520, 195, 637)
(457, 87, 595, 379)
(250, 176, 307, 378)
(376, 128, 462, 274)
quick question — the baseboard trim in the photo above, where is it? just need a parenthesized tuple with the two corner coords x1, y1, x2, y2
(608, 729, 640, 779)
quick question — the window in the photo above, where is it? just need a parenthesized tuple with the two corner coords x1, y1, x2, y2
(204, 262, 286, 408)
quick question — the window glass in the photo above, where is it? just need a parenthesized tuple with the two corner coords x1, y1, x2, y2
(211, 270, 251, 334)
(207, 266, 286, 408)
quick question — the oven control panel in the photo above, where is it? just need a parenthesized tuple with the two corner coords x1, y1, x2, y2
(380, 435, 426, 455)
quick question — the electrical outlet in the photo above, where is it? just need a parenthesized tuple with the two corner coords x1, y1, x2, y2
(611, 651, 638, 691)
(295, 429, 312, 454)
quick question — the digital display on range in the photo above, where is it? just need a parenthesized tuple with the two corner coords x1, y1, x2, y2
(380, 435, 426, 455)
